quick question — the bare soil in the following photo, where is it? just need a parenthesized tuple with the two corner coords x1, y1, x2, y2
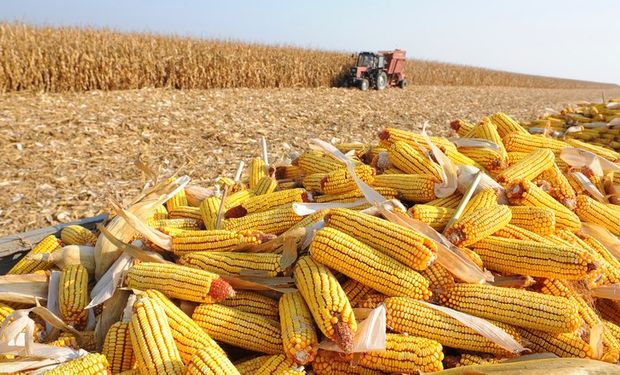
(2, 86, 620, 236)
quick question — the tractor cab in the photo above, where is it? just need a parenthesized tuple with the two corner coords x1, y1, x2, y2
(344, 50, 407, 91)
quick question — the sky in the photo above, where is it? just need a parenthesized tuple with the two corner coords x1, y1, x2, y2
(3, 0, 619, 84)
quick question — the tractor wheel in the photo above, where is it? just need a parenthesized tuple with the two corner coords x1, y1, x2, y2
(398, 79, 407, 89)
(359, 79, 369, 91)
(376, 71, 388, 90)
(341, 76, 350, 88)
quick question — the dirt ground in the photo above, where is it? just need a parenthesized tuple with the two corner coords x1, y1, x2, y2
(2, 85, 620, 236)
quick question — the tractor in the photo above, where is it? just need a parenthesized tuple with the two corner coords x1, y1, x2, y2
(343, 50, 407, 90)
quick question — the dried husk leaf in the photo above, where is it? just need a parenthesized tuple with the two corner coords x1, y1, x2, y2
(590, 284, 620, 300)
(560, 147, 620, 176)
(28, 245, 96, 274)
(318, 304, 386, 353)
(292, 200, 367, 216)
(450, 137, 501, 151)
(457, 165, 508, 204)
(570, 172, 607, 203)
(0, 274, 48, 305)
(590, 322, 604, 360)
(579, 222, 620, 261)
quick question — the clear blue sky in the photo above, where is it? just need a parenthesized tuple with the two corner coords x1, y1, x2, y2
(3, 0, 619, 84)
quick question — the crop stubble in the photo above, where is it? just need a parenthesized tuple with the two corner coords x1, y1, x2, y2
(1, 85, 620, 236)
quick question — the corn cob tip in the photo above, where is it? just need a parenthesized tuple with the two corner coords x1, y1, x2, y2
(208, 277, 235, 301)
(332, 312, 354, 353)
(378, 129, 389, 140)
(444, 228, 466, 246)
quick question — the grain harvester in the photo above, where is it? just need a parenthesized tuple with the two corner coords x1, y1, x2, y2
(343, 50, 407, 90)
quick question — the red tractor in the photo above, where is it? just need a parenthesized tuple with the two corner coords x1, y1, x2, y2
(343, 50, 407, 90)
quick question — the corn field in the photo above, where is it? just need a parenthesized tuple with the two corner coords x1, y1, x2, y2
(0, 22, 616, 92)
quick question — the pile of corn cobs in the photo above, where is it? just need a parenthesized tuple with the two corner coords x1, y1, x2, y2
(1, 107, 620, 374)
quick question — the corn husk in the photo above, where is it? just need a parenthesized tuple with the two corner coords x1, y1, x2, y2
(0, 274, 48, 305)
(318, 303, 386, 353)
(28, 245, 96, 274)
(94, 175, 189, 279)
(579, 222, 620, 261)
(570, 172, 607, 203)
(560, 147, 620, 176)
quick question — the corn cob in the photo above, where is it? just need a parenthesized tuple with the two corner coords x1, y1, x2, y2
(275, 165, 305, 180)
(517, 328, 593, 358)
(503, 132, 571, 154)
(445, 205, 512, 246)
(226, 188, 308, 217)
(439, 283, 581, 333)
(354, 292, 387, 309)
(249, 157, 267, 189)
(577, 233, 620, 284)
(488, 113, 529, 138)
(357, 333, 444, 373)
(554, 230, 620, 285)
(453, 353, 503, 367)
(170, 229, 272, 255)
(166, 187, 189, 212)
(312, 350, 381, 375)
(152, 204, 169, 220)
(325, 208, 436, 270)
(420, 263, 456, 291)
(57, 330, 95, 351)
(220, 291, 280, 320)
(426, 193, 464, 208)
(508, 206, 556, 236)
(47, 334, 80, 349)
(336, 142, 372, 156)
(184, 344, 241, 375)
(497, 148, 554, 184)
(143, 289, 225, 363)
(506, 180, 581, 232)
(408, 204, 455, 231)
(45, 353, 110, 375)
(126, 262, 234, 303)
(278, 292, 318, 365)
(192, 304, 282, 354)
(444, 146, 483, 168)
(310, 227, 431, 300)
(472, 236, 594, 279)
(102, 321, 135, 374)
(319, 165, 374, 195)
(223, 206, 302, 235)
(301, 172, 325, 192)
(538, 164, 576, 210)
(61, 225, 97, 246)
(379, 127, 454, 151)
(388, 141, 441, 179)
(129, 296, 184, 375)
(199, 196, 222, 230)
(473, 121, 507, 153)
(254, 176, 278, 195)
(169, 205, 202, 220)
(538, 278, 619, 362)
(148, 218, 201, 230)
(293, 256, 356, 352)
(458, 147, 507, 173)
(507, 151, 529, 165)
(493, 224, 553, 243)
(180, 251, 282, 277)
(235, 356, 270, 375)
(59, 264, 89, 330)
(341, 279, 376, 307)
(450, 119, 475, 136)
(574, 195, 620, 235)
(8, 234, 61, 274)
(313, 186, 397, 203)
(254, 354, 301, 374)
(384, 296, 520, 355)
(372, 174, 437, 202)
(605, 321, 620, 344)
(462, 187, 498, 214)
(224, 189, 255, 209)
(295, 151, 344, 174)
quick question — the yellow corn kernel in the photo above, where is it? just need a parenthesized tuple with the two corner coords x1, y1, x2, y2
(497, 148, 554, 184)
(102, 321, 135, 373)
(310, 227, 431, 300)
(223, 206, 302, 235)
(179, 251, 282, 277)
(574, 194, 620, 235)
(192, 304, 282, 354)
(372, 174, 437, 202)
(408, 204, 455, 231)
(249, 157, 267, 189)
(388, 141, 441, 179)
(357, 334, 444, 373)
(439, 284, 581, 333)
(59, 264, 89, 330)
(220, 291, 279, 321)
(293, 256, 356, 352)
(45, 353, 109, 375)
(200, 196, 222, 230)
(126, 262, 234, 303)
(254, 176, 278, 195)
(184, 344, 240, 375)
(445, 205, 512, 246)
(279, 291, 318, 365)
(488, 112, 529, 138)
(508, 206, 556, 236)
(8, 235, 61, 274)
(61, 225, 97, 246)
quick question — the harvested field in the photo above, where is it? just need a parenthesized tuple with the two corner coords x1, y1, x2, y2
(2, 85, 620, 236)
